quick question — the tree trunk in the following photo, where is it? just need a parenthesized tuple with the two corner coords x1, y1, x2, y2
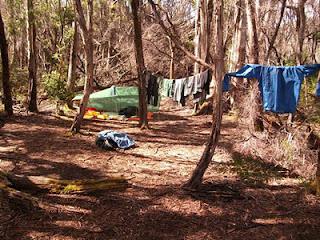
(246, 0, 264, 132)
(194, 0, 212, 74)
(131, 0, 148, 129)
(296, 0, 306, 65)
(229, 0, 247, 109)
(26, 0, 38, 112)
(194, 0, 201, 74)
(0, 10, 13, 116)
(184, 0, 225, 189)
(70, 0, 94, 133)
(236, 0, 247, 69)
(264, 0, 286, 63)
(20, 24, 27, 68)
(67, 20, 79, 92)
(168, 36, 175, 79)
(246, 0, 259, 64)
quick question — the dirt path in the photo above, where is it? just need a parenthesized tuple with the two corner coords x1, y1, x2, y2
(0, 110, 319, 240)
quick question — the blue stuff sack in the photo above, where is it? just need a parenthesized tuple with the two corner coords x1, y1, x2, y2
(96, 130, 135, 150)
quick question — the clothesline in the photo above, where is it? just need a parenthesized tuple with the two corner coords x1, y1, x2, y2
(159, 69, 212, 106)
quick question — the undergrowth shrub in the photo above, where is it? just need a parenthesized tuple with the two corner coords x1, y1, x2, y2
(234, 74, 319, 180)
(42, 70, 73, 101)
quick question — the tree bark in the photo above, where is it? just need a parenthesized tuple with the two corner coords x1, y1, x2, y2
(194, 0, 212, 74)
(194, 0, 200, 73)
(67, 20, 79, 92)
(246, 0, 259, 64)
(168, 36, 175, 79)
(184, 0, 225, 189)
(229, 0, 247, 109)
(26, 0, 38, 112)
(131, 0, 148, 129)
(296, 0, 307, 65)
(0, 9, 13, 116)
(20, 24, 27, 68)
(264, 0, 286, 63)
(70, 0, 94, 133)
(246, 0, 264, 132)
(236, 0, 247, 69)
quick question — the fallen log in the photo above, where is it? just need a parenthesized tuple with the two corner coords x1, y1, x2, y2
(0, 171, 130, 211)
(5, 172, 130, 194)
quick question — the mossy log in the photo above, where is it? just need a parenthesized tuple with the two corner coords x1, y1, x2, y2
(0, 171, 130, 210)
(5, 174, 129, 194)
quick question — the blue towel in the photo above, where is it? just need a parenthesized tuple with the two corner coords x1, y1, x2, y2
(223, 64, 320, 113)
(96, 130, 135, 150)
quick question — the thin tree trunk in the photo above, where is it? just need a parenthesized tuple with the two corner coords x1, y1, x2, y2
(0, 10, 13, 116)
(131, 0, 148, 129)
(246, 0, 263, 131)
(296, 0, 306, 65)
(264, 0, 286, 63)
(67, 20, 79, 92)
(237, 0, 247, 69)
(229, 0, 247, 109)
(70, 0, 94, 133)
(26, 0, 38, 112)
(184, 0, 224, 189)
(12, 34, 19, 67)
(106, 40, 111, 72)
(194, 0, 201, 74)
(168, 36, 175, 79)
(229, 0, 242, 71)
(194, 0, 211, 74)
(20, 24, 27, 68)
(246, 0, 259, 64)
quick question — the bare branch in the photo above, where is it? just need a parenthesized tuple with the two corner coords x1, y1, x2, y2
(147, 0, 213, 70)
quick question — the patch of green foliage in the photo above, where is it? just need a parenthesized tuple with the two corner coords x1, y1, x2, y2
(0, 67, 28, 102)
(299, 74, 320, 124)
(42, 70, 73, 101)
(231, 152, 291, 185)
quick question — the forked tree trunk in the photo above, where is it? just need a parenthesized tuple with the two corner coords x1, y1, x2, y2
(70, 0, 94, 133)
(67, 20, 79, 92)
(0, 10, 13, 116)
(264, 0, 286, 63)
(26, 0, 38, 112)
(131, 0, 148, 129)
(184, 0, 224, 189)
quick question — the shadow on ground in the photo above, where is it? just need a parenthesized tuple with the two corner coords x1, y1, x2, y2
(0, 113, 319, 240)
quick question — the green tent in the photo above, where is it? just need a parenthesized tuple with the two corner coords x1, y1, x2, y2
(72, 86, 160, 112)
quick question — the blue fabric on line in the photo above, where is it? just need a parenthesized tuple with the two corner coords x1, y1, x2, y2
(96, 130, 135, 150)
(223, 64, 320, 113)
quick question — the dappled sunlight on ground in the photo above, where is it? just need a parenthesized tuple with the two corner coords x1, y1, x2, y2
(1, 110, 319, 239)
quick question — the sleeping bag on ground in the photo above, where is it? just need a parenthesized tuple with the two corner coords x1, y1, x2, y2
(96, 130, 135, 150)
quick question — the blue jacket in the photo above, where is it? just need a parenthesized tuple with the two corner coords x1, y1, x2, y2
(223, 64, 320, 113)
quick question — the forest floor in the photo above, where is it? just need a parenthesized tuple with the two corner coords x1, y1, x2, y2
(0, 105, 320, 240)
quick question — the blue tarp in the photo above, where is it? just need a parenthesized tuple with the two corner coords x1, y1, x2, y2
(223, 64, 320, 113)
(96, 130, 135, 150)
